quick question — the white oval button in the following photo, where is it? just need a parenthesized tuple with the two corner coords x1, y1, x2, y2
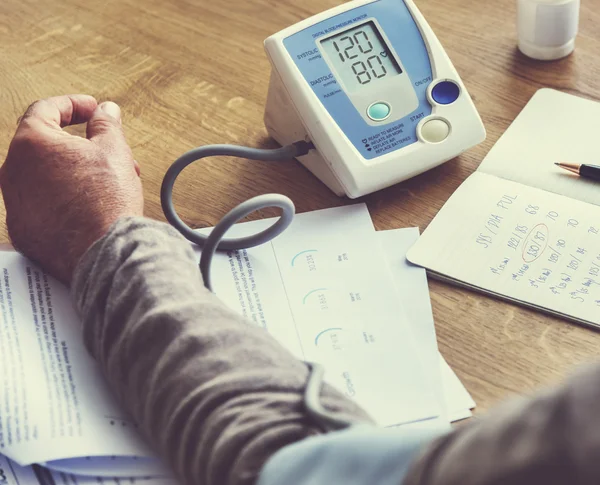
(420, 119, 450, 143)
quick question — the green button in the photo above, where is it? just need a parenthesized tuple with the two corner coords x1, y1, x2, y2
(367, 102, 391, 121)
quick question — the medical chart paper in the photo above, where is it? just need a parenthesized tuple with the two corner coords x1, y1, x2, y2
(200, 205, 440, 427)
(408, 172, 600, 327)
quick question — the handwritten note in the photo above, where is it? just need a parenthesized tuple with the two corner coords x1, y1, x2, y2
(407, 172, 600, 327)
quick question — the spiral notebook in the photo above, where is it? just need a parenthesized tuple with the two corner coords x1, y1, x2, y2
(407, 89, 600, 328)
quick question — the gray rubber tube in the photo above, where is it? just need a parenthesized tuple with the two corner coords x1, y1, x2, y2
(161, 140, 354, 431)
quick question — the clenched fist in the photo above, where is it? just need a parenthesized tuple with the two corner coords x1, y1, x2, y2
(0, 95, 143, 284)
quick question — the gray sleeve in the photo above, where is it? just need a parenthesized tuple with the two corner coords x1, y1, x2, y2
(403, 362, 600, 485)
(71, 217, 372, 485)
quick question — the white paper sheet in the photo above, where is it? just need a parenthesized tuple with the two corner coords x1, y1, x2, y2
(199, 205, 439, 427)
(440, 357, 475, 422)
(408, 172, 600, 327)
(42, 457, 169, 479)
(379, 228, 474, 424)
(377, 228, 448, 424)
(0, 252, 158, 466)
(0, 454, 176, 485)
(478, 89, 600, 207)
(0, 454, 37, 485)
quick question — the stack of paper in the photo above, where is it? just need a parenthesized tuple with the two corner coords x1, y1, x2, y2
(0, 204, 474, 484)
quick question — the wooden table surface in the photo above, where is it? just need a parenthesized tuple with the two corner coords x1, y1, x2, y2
(0, 0, 599, 413)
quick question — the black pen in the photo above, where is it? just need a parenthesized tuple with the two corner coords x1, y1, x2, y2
(555, 162, 600, 182)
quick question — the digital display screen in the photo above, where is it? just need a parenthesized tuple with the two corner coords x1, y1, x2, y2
(320, 21, 402, 92)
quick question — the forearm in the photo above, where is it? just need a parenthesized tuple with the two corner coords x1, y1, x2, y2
(71, 217, 371, 485)
(403, 363, 600, 485)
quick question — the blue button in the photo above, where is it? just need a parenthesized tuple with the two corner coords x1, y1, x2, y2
(367, 102, 391, 121)
(431, 81, 460, 105)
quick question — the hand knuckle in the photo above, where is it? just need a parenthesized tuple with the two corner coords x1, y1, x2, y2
(23, 99, 45, 117)
(23, 101, 38, 115)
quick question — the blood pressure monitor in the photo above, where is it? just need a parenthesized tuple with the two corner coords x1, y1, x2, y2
(264, 0, 486, 198)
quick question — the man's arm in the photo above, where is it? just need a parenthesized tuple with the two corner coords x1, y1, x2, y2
(254, 356, 600, 485)
(0, 94, 371, 484)
(401, 362, 600, 485)
(72, 216, 371, 485)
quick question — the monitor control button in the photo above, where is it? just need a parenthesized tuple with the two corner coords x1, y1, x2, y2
(431, 80, 461, 105)
(420, 118, 450, 143)
(367, 102, 391, 121)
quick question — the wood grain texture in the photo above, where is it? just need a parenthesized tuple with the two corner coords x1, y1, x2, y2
(0, 0, 599, 413)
